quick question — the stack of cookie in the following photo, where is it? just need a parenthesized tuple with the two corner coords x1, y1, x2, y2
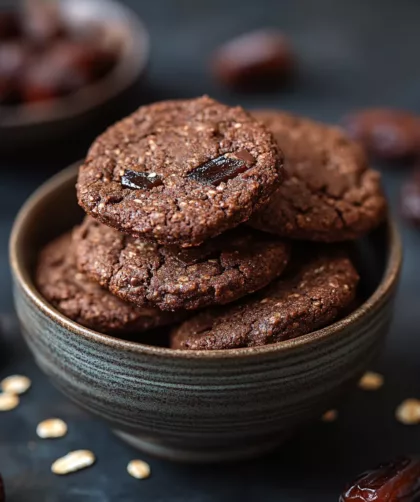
(36, 96, 387, 350)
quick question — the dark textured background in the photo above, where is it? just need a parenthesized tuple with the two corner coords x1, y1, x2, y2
(1, 0, 420, 500)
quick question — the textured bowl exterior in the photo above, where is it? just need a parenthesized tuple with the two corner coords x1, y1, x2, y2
(10, 166, 402, 462)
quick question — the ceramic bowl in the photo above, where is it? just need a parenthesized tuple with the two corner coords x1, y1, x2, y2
(10, 164, 402, 463)
(0, 0, 149, 147)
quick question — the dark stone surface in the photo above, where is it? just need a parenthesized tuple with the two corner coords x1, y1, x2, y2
(0, 0, 420, 500)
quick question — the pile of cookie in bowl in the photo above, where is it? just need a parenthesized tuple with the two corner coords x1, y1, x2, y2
(36, 95, 387, 350)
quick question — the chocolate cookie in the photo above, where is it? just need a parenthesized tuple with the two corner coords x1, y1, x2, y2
(77, 96, 283, 247)
(36, 232, 181, 334)
(171, 248, 359, 350)
(74, 216, 291, 312)
(249, 111, 387, 241)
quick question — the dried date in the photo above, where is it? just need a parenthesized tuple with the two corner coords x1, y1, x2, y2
(21, 0, 65, 46)
(0, 42, 26, 104)
(0, 4, 120, 105)
(121, 170, 163, 190)
(187, 150, 254, 186)
(0, 11, 21, 40)
(21, 40, 107, 102)
(343, 108, 420, 161)
(340, 456, 420, 502)
(400, 169, 420, 227)
(211, 29, 294, 90)
(0, 472, 4, 502)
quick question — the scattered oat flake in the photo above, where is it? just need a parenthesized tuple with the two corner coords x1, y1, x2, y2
(51, 450, 96, 475)
(37, 418, 68, 439)
(395, 399, 420, 425)
(321, 409, 338, 422)
(0, 392, 20, 411)
(127, 459, 151, 479)
(358, 371, 384, 391)
(0, 392, 19, 411)
(1, 375, 31, 395)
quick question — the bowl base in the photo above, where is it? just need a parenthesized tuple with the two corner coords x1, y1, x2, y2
(113, 429, 290, 463)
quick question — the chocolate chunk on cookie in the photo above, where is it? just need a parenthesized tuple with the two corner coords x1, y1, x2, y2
(74, 216, 291, 312)
(36, 232, 182, 334)
(171, 248, 359, 350)
(77, 96, 283, 247)
(249, 111, 387, 241)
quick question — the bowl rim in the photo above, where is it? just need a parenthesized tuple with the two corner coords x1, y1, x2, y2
(10, 163, 403, 360)
(0, 0, 149, 129)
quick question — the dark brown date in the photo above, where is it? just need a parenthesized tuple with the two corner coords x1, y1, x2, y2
(165, 240, 223, 265)
(21, 40, 103, 103)
(0, 472, 4, 502)
(72, 22, 120, 78)
(21, 0, 65, 46)
(0, 42, 26, 104)
(121, 170, 163, 190)
(22, 63, 86, 103)
(0, 4, 120, 106)
(211, 29, 294, 90)
(187, 151, 254, 186)
(45, 41, 99, 78)
(343, 108, 420, 161)
(340, 456, 420, 502)
(400, 169, 420, 227)
(0, 11, 21, 40)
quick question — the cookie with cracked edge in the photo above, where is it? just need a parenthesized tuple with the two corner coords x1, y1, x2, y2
(73, 216, 291, 312)
(249, 110, 387, 241)
(77, 96, 284, 247)
(36, 232, 183, 334)
(170, 248, 359, 350)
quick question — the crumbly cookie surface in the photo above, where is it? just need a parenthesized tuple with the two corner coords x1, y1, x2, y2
(171, 248, 359, 350)
(36, 233, 181, 333)
(74, 217, 291, 312)
(249, 110, 387, 241)
(77, 96, 283, 247)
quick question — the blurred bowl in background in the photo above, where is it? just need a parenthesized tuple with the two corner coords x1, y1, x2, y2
(0, 0, 149, 148)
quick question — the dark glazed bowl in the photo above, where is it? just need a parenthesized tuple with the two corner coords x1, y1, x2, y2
(10, 165, 402, 463)
(0, 0, 149, 147)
